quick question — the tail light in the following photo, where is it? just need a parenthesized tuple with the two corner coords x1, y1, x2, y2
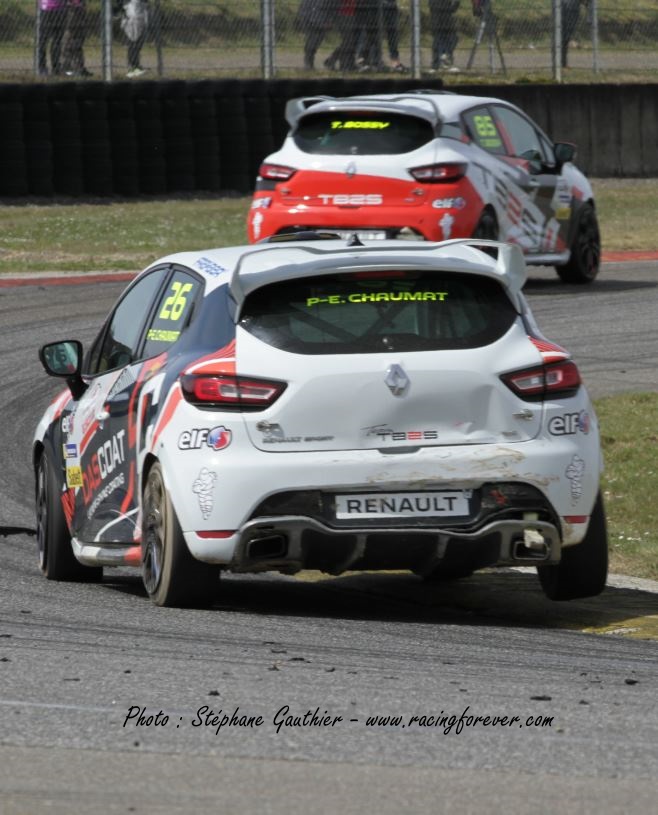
(259, 163, 297, 181)
(501, 360, 581, 401)
(408, 162, 467, 183)
(180, 374, 286, 411)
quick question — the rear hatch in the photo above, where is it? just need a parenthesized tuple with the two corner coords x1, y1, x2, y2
(237, 269, 542, 453)
(284, 109, 438, 210)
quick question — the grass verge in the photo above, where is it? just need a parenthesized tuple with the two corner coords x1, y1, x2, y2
(596, 392, 658, 581)
(0, 178, 657, 275)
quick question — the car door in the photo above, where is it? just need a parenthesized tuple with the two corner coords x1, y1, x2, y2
(94, 266, 206, 544)
(462, 105, 539, 251)
(67, 268, 169, 543)
(490, 105, 563, 255)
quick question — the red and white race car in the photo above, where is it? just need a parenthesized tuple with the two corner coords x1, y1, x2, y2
(248, 90, 600, 284)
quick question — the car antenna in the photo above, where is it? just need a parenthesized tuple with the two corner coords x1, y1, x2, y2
(347, 233, 364, 247)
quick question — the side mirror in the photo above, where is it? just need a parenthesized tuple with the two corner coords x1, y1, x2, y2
(39, 340, 87, 400)
(554, 141, 576, 168)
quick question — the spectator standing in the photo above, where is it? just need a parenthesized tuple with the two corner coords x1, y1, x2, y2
(429, 0, 460, 71)
(37, 0, 68, 76)
(383, 0, 407, 71)
(561, 0, 586, 68)
(118, 0, 150, 77)
(324, 0, 358, 72)
(355, 0, 407, 72)
(63, 0, 92, 77)
(296, 0, 336, 70)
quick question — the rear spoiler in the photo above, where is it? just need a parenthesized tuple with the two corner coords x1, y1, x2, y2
(284, 93, 449, 128)
(229, 239, 527, 313)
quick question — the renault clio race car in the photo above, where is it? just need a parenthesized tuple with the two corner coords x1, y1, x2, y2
(35, 235, 608, 608)
(248, 91, 601, 284)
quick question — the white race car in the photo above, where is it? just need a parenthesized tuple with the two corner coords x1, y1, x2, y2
(248, 90, 601, 284)
(35, 235, 607, 607)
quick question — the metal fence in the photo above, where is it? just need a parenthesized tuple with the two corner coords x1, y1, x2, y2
(1, 1, 657, 82)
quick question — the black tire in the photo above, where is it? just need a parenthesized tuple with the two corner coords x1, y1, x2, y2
(141, 463, 220, 608)
(471, 209, 499, 241)
(537, 491, 608, 601)
(556, 202, 601, 284)
(35, 450, 103, 582)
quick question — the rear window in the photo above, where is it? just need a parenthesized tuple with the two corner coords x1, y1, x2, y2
(293, 112, 435, 155)
(240, 271, 517, 355)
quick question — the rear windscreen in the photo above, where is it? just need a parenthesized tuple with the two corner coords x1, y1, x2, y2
(293, 112, 435, 155)
(240, 271, 517, 355)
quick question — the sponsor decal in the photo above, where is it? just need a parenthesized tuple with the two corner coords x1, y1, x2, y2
(63, 443, 78, 459)
(261, 434, 334, 444)
(82, 430, 126, 505)
(565, 454, 585, 501)
(192, 467, 217, 519)
(66, 465, 83, 489)
(507, 191, 523, 225)
(79, 382, 105, 436)
(252, 210, 264, 240)
(363, 425, 439, 442)
(548, 411, 590, 436)
(432, 197, 466, 210)
(306, 291, 448, 307)
(317, 194, 382, 206)
(330, 120, 390, 129)
(553, 181, 572, 220)
(439, 212, 454, 239)
(178, 426, 232, 451)
(556, 180, 572, 204)
(87, 473, 125, 520)
(335, 490, 471, 519)
(146, 328, 180, 343)
(196, 256, 228, 277)
(256, 422, 333, 444)
(61, 413, 73, 435)
(249, 197, 272, 211)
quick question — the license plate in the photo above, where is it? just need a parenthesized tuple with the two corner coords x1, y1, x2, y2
(335, 491, 470, 520)
(335, 229, 387, 241)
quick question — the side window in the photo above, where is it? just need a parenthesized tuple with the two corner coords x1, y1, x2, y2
(439, 121, 465, 141)
(141, 268, 202, 358)
(540, 134, 556, 167)
(493, 106, 544, 166)
(463, 107, 506, 155)
(89, 269, 168, 374)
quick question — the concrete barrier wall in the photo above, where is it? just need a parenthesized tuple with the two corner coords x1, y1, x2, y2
(0, 79, 655, 198)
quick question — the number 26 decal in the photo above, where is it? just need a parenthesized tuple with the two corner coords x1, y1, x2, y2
(159, 281, 193, 321)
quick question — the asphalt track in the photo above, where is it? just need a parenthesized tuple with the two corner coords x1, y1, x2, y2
(0, 260, 657, 814)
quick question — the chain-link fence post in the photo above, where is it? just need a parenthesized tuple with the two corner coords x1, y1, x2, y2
(33, 0, 41, 77)
(101, 0, 113, 81)
(552, 0, 563, 82)
(261, 0, 275, 79)
(154, 0, 164, 77)
(591, 0, 600, 74)
(410, 0, 421, 79)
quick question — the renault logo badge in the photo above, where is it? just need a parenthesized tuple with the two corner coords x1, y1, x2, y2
(385, 364, 409, 397)
(345, 161, 357, 178)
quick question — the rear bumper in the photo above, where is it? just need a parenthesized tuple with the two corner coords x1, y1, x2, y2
(247, 202, 481, 243)
(187, 515, 563, 576)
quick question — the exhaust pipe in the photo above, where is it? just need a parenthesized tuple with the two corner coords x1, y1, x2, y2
(247, 534, 288, 561)
(512, 528, 550, 561)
